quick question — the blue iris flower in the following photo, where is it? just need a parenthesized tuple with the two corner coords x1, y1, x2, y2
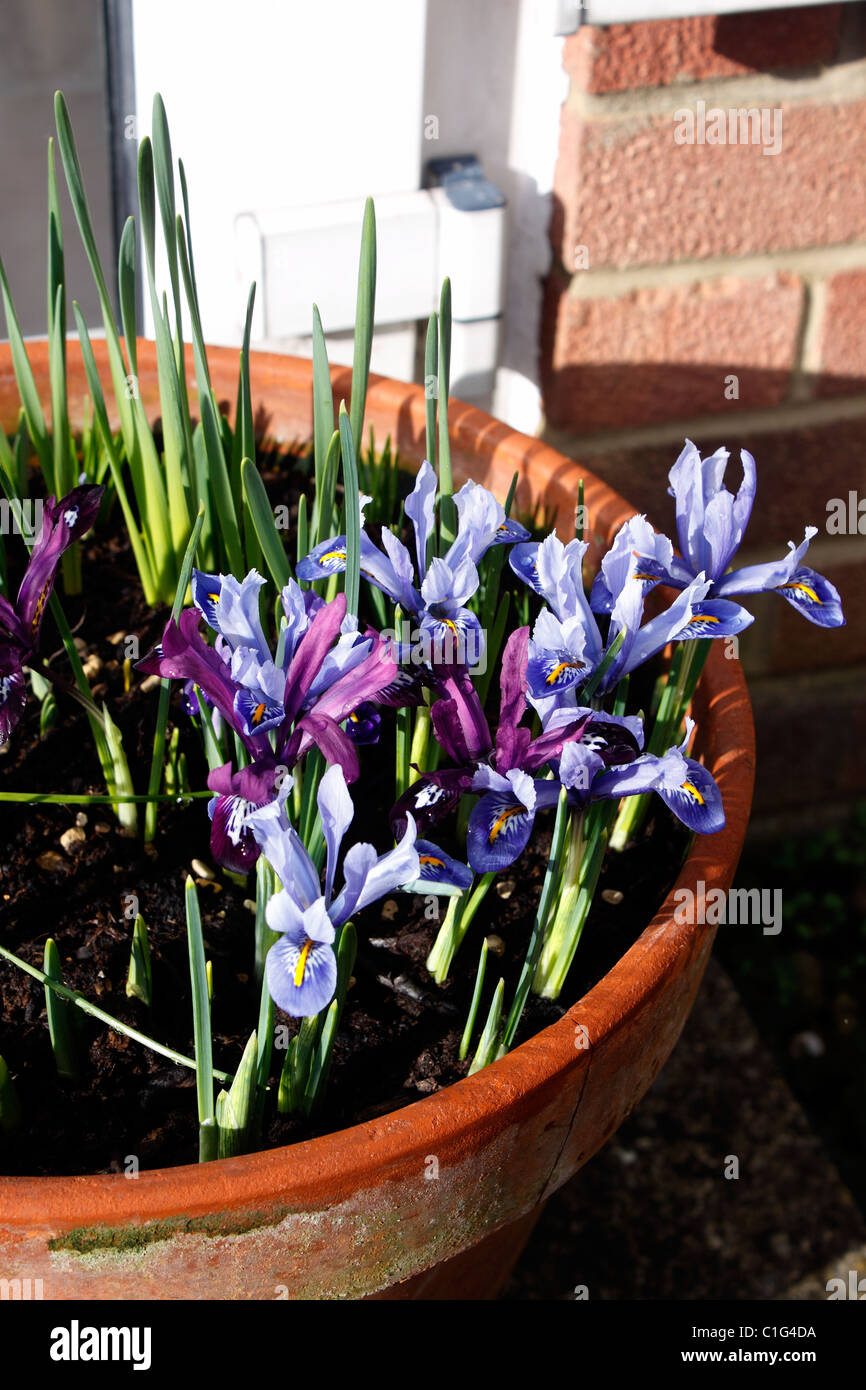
(296, 463, 529, 669)
(590, 442, 845, 628)
(466, 718, 723, 873)
(510, 531, 753, 710)
(245, 765, 420, 1017)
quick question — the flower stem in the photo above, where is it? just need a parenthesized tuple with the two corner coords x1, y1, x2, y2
(531, 801, 614, 999)
(609, 639, 711, 851)
(426, 872, 495, 983)
(409, 700, 432, 777)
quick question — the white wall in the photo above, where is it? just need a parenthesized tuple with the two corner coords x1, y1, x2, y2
(422, 0, 566, 431)
(132, 0, 565, 432)
(132, 0, 428, 348)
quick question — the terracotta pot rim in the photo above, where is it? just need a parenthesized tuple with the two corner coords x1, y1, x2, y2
(0, 344, 755, 1222)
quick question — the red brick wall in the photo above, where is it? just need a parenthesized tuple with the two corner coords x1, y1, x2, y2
(541, 4, 866, 823)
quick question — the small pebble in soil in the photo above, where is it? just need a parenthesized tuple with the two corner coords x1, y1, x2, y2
(75, 812, 87, 828)
(140, 675, 161, 693)
(191, 858, 214, 880)
(82, 655, 103, 680)
(601, 888, 624, 905)
(496, 879, 515, 900)
(60, 827, 87, 855)
(789, 1030, 826, 1059)
(37, 850, 68, 874)
(94, 822, 111, 835)
(106, 629, 126, 644)
(380, 899, 399, 921)
(73, 637, 87, 653)
(243, 899, 256, 914)
(76, 946, 93, 960)
(485, 933, 506, 956)
(833, 994, 858, 1036)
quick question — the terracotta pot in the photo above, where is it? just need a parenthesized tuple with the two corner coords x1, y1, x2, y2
(0, 342, 755, 1299)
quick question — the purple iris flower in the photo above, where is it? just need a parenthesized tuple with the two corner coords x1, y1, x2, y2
(511, 531, 753, 703)
(138, 588, 400, 870)
(245, 764, 420, 1017)
(590, 443, 845, 628)
(0, 484, 103, 743)
(206, 761, 282, 875)
(391, 626, 642, 862)
(296, 464, 529, 670)
(467, 717, 723, 873)
(343, 700, 381, 745)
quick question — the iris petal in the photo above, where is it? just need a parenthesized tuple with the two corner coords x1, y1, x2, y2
(526, 649, 586, 697)
(669, 599, 755, 642)
(266, 932, 337, 1017)
(0, 660, 27, 744)
(467, 791, 535, 872)
(234, 687, 285, 735)
(296, 537, 348, 580)
(413, 839, 474, 890)
(774, 566, 845, 629)
(208, 792, 261, 874)
(656, 758, 725, 835)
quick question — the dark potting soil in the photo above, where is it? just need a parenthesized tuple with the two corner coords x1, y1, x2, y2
(0, 461, 689, 1177)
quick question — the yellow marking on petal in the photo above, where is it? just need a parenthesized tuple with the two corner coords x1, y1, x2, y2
(420, 855, 444, 867)
(682, 781, 705, 804)
(31, 584, 50, 637)
(321, 550, 347, 565)
(208, 592, 219, 603)
(780, 581, 821, 604)
(349, 712, 359, 723)
(442, 618, 458, 634)
(251, 702, 266, 726)
(546, 660, 580, 686)
(630, 554, 658, 582)
(689, 614, 719, 625)
(294, 938, 313, 988)
(489, 806, 524, 845)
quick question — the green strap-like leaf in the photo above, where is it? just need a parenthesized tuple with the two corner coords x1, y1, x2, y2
(349, 198, 376, 460)
(312, 302, 334, 520)
(339, 405, 360, 620)
(44, 938, 79, 1082)
(241, 456, 290, 589)
(185, 877, 214, 1128)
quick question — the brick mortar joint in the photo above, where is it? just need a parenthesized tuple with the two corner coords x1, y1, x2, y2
(543, 393, 866, 455)
(565, 57, 866, 121)
(558, 243, 866, 300)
